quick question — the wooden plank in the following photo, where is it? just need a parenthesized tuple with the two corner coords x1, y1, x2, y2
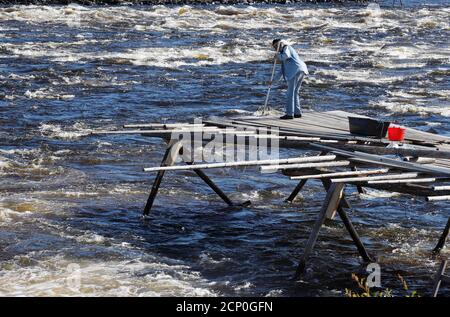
(144, 155, 338, 172)
(296, 111, 365, 136)
(286, 167, 450, 196)
(225, 118, 378, 143)
(368, 178, 436, 184)
(234, 134, 321, 141)
(92, 128, 256, 135)
(362, 183, 450, 197)
(325, 183, 345, 219)
(404, 128, 450, 145)
(123, 123, 204, 129)
(320, 173, 350, 210)
(331, 173, 419, 183)
(226, 118, 386, 143)
(337, 144, 450, 159)
(221, 117, 391, 151)
(304, 111, 351, 129)
(427, 195, 450, 201)
(290, 169, 389, 180)
(261, 160, 350, 172)
(203, 123, 450, 169)
(248, 115, 350, 134)
(239, 134, 354, 145)
(240, 117, 355, 137)
(310, 143, 450, 176)
(433, 185, 450, 191)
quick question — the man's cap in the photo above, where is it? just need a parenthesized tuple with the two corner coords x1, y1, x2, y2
(272, 39, 281, 46)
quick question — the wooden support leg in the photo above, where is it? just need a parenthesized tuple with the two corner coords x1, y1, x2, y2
(294, 183, 345, 279)
(321, 179, 347, 219)
(323, 177, 372, 261)
(143, 140, 183, 216)
(321, 178, 350, 209)
(285, 179, 308, 203)
(351, 166, 366, 194)
(432, 260, 447, 297)
(192, 168, 234, 206)
(433, 217, 450, 255)
(336, 204, 374, 262)
(181, 160, 250, 207)
(285, 152, 328, 203)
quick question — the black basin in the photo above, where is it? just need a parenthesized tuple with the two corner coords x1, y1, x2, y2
(348, 117, 390, 138)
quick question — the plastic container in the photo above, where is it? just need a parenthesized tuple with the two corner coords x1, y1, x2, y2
(388, 126, 406, 141)
(348, 117, 390, 138)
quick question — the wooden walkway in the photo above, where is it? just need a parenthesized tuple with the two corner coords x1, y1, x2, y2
(92, 110, 450, 280)
(206, 110, 450, 171)
(208, 110, 450, 146)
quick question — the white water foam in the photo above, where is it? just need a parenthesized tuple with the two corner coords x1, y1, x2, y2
(0, 254, 217, 296)
(39, 122, 92, 140)
(25, 88, 74, 100)
(371, 99, 450, 117)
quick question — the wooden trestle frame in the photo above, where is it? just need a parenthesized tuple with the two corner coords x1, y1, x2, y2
(92, 111, 450, 280)
(143, 139, 251, 217)
(287, 177, 374, 277)
(141, 139, 378, 279)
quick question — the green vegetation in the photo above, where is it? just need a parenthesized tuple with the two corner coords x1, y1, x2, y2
(345, 273, 420, 297)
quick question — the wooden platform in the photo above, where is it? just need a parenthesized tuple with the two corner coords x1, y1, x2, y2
(91, 109, 450, 279)
(206, 110, 450, 170)
(208, 110, 450, 145)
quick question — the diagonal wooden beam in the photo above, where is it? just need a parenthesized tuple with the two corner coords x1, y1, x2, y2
(143, 140, 183, 216)
(186, 162, 250, 207)
(285, 179, 308, 203)
(433, 217, 450, 255)
(432, 260, 448, 297)
(321, 178, 373, 260)
(336, 204, 374, 263)
(294, 183, 345, 279)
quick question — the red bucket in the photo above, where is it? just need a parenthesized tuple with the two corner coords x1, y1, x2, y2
(388, 126, 406, 141)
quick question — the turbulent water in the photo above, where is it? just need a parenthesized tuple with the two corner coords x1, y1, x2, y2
(0, 1, 449, 296)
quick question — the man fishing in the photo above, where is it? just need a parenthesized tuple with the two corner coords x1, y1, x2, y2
(270, 39, 308, 120)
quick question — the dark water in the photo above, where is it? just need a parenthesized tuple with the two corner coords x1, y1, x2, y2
(0, 2, 449, 296)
